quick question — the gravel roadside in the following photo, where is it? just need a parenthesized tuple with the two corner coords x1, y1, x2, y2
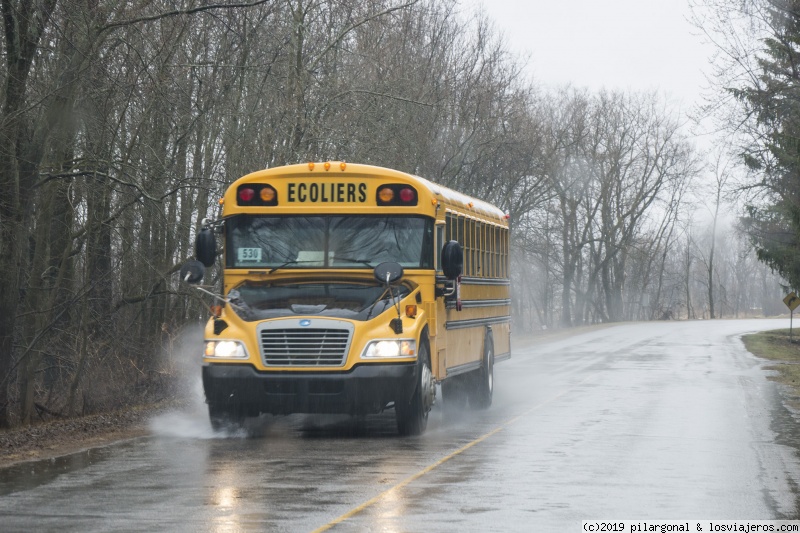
(0, 401, 183, 469)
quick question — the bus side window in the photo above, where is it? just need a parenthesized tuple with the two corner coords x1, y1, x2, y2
(446, 213, 454, 242)
(492, 226, 500, 278)
(456, 215, 469, 276)
(466, 218, 473, 276)
(484, 223, 489, 278)
(471, 219, 476, 277)
(477, 222, 484, 277)
(436, 224, 444, 271)
(477, 221, 481, 276)
(503, 228, 509, 278)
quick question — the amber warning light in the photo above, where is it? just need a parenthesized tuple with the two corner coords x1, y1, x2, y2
(237, 184, 278, 206)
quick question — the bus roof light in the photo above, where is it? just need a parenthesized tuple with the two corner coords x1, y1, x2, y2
(399, 188, 416, 203)
(260, 187, 276, 202)
(340, 162, 347, 171)
(378, 187, 395, 203)
(238, 187, 255, 202)
(324, 162, 331, 171)
(308, 162, 315, 170)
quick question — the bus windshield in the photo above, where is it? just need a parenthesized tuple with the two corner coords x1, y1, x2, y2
(226, 215, 434, 270)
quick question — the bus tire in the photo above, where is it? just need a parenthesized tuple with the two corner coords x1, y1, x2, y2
(208, 402, 245, 432)
(469, 330, 493, 410)
(396, 334, 434, 436)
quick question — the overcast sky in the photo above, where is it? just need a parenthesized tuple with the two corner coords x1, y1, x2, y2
(464, 0, 715, 112)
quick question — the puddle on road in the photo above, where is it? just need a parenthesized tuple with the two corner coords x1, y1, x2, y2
(0, 442, 121, 496)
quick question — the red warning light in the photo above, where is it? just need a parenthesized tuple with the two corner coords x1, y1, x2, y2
(399, 188, 415, 203)
(238, 187, 255, 202)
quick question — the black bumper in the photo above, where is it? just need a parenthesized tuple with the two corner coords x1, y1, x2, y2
(202, 363, 418, 416)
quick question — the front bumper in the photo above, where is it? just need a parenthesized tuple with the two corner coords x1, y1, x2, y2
(202, 362, 418, 416)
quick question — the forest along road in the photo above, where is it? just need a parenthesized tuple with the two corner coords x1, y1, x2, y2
(0, 319, 798, 532)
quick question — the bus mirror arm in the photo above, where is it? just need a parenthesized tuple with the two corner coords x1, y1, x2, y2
(374, 262, 405, 334)
(179, 260, 245, 311)
(436, 280, 457, 298)
(436, 278, 462, 311)
(388, 279, 403, 334)
(192, 285, 222, 303)
(201, 218, 224, 234)
(188, 284, 246, 312)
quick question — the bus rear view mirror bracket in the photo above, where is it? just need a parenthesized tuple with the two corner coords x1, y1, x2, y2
(439, 241, 463, 310)
(179, 259, 245, 313)
(374, 262, 404, 334)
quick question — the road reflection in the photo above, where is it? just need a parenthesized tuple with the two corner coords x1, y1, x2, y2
(203, 437, 246, 533)
(371, 480, 407, 533)
(208, 484, 243, 533)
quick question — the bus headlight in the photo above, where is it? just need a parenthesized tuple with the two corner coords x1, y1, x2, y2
(205, 340, 248, 359)
(361, 339, 416, 359)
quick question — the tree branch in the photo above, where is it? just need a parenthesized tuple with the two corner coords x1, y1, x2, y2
(307, 1, 420, 73)
(99, 0, 274, 34)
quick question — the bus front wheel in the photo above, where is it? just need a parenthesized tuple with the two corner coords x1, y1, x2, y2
(208, 402, 245, 433)
(396, 336, 434, 436)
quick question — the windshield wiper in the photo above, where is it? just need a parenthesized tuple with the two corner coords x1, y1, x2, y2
(333, 257, 375, 268)
(269, 260, 297, 274)
(268, 260, 318, 274)
(269, 257, 374, 274)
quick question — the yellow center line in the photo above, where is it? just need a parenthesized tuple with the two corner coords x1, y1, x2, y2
(310, 375, 593, 533)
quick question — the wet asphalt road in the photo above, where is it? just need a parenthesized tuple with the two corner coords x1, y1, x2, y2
(1, 319, 799, 532)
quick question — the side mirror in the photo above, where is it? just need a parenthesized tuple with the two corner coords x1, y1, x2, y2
(441, 240, 463, 280)
(196, 227, 217, 268)
(180, 260, 205, 285)
(374, 262, 403, 284)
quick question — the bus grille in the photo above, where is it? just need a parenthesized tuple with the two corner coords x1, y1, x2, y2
(260, 328, 351, 366)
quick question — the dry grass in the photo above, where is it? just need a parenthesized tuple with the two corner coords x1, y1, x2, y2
(742, 329, 800, 410)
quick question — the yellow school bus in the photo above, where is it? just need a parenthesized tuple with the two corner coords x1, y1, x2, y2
(183, 162, 510, 435)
